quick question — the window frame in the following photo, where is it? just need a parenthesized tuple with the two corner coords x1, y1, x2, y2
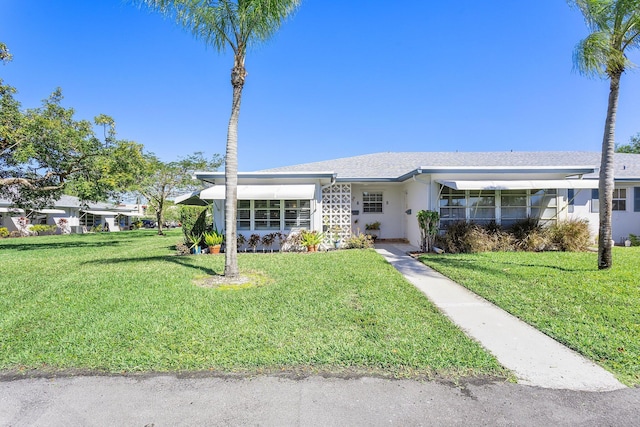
(236, 199, 311, 231)
(612, 188, 627, 211)
(362, 191, 383, 214)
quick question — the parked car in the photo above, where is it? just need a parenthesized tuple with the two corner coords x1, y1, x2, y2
(141, 219, 156, 228)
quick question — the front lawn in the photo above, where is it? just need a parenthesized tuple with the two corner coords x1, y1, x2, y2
(0, 230, 508, 380)
(418, 249, 640, 386)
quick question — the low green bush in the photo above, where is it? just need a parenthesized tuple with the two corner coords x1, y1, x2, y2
(345, 233, 374, 249)
(628, 234, 640, 246)
(30, 224, 57, 235)
(0, 227, 9, 238)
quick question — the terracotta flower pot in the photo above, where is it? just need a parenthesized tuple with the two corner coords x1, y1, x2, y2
(307, 245, 317, 252)
(209, 245, 221, 254)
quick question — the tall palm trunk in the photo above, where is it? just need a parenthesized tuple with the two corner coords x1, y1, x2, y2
(598, 71, 621, 270)
(223, 59, 246, 279)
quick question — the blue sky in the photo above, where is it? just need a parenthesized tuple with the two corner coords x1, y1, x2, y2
(3, 1, 640, 171)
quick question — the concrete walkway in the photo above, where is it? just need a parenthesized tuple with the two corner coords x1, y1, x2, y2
(375, 243, 626, 392)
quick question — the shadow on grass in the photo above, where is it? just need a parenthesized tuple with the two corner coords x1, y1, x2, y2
(0, 239, 127, 251)
(0, 230, 176, 252)
(418, 254, 595, 276)
(88, 254, 222, 277)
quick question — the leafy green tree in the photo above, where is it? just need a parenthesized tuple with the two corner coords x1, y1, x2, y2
(1, 42, 145, 208)
(568, 0, 640, 269)
(616, 133, 640, 153)
(0, 42, 12, 63)
(140, 0, 300, 278)
(0, 86, 144, 209)
(135, 152, 222, 235)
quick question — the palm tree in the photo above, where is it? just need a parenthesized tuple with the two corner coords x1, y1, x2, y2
(141, 0, 300, 278)
(569, 0, 640, 269)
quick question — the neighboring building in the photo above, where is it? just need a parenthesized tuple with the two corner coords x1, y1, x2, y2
(0, 195, 142, 234)
(176, 151, 640, 249)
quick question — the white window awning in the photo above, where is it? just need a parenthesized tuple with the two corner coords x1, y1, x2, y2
(200, 184, 316, 200)
(175, 190, 210, 206)
(437, 180, 599, 190)
(82, 210, 119, 216)
(34, 209, 66, 214)
(0, 207, 25, 213)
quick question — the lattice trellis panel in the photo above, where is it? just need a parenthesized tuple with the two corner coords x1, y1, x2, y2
(322, 184, 352, 243)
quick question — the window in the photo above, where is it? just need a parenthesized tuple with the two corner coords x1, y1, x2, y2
(613, 188, 626, 211)
(501, 190, 527, 228)
(439, 187, 558, 229)
(237, 200, 251, 230)
(439, 187, 466, 229)
(255, 200, 281, 230)
(635, 187, 640, 212)
(284, 200, 310, 229)
(236, 199, 311, 231)
(530, 189, 557, 225)
(468, 191, 495, 225)
(362, 192, 383, 213)
(591, 189, 599, 213)
(567, 189, 575, 213)
(80, 213, 97, 227)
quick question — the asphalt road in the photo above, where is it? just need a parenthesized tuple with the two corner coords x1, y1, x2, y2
(1, 374, 638, 426)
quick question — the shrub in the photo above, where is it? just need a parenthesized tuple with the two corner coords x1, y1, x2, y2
(0, 227, 9, 238)
(248, 234, 261, 252)
(508, 218, 546, 251)
(345, 233, 374, 249)
(261, 233, 276, 252)
(237, 233, 246, 251)
(549, 219, 591, 252)
(438, 221, 480, 254)
(179, 206, 207, 242)
(628, 234, 640, 246)
(281, 231, 303, 252)
(30, 224, 57, 235)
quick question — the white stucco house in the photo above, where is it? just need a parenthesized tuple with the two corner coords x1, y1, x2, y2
(0, 194, 143, 234)
(176, 151, 640, 248)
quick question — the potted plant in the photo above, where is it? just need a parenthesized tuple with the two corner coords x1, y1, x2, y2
(300, 230, 324, 252)
(330, 226, 342, 249)
(364, 221, 380, 240)
(204, 231, 224, 254)
(186, 232, 203, 254)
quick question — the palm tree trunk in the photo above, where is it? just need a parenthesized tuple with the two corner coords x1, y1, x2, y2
(597, 72, 621, 270)
(223, 61, 246, 279)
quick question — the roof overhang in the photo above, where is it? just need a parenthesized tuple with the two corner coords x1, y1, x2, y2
(437, 179, 599, 190)
(33, 209, 66, 214)
(201, 184, 316, 200)
(399, 166, 597, 182)
(194, 171, 336, 185)
(0, 207, 25, 213)
(82, 210, 119, 216)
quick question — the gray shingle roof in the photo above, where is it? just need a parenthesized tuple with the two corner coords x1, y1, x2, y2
(260, 151, 640, 180)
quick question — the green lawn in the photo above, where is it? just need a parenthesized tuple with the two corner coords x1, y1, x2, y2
(418, 249, 640, 386)
(0, 230, 508, 380)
